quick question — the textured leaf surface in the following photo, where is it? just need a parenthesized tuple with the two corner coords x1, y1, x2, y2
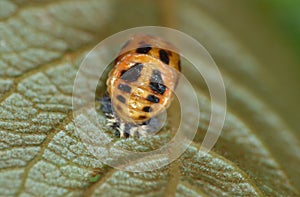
(0, 0, 299, 196)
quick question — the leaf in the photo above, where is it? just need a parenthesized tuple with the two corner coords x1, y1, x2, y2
(0, 0, 299, 197)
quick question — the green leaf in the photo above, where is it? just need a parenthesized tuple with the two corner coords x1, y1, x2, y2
(0, 0, 299, 196)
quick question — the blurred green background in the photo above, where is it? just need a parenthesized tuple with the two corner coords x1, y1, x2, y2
(203, 0, 300, 132)
(257, 0, 300, 60)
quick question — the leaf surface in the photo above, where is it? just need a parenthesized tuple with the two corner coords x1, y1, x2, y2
(0, 0, 299, 196)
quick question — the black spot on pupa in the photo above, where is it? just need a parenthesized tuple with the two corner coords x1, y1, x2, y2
(139, 115, 147, 119)
(150, 70, 166, 95)
(146, 95, 160, 103)
(117, 95, 126, 103)
(118, 84, 131, 93)
(121, 63, 144, 82)
(142, 106, 152, 112)
(120, 70, 127, 77)
(159, 49, 170, 65)
(136, 46, 152, 54)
